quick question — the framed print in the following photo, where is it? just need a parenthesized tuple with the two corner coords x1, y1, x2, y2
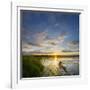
(21, 8, 80, 78)
(11, 1, 88, 88)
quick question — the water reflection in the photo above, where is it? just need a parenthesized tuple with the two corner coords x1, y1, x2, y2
(41, 57, 79, 76)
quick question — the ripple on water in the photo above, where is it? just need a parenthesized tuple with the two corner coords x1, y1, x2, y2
(41, 57, 79, 76)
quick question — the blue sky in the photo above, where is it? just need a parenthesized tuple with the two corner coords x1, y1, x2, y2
(21, 10, 79, 54)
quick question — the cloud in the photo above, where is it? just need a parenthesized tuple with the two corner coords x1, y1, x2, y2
(46, 31, 68, 46)
(62, 50, 78, 52)
(22, 41, 31, 49)
(23, 30, 68, 47)
(22, 29, 48, 47)
(46, 39, 59, 46)
(48, 41, 57, 45)
(67, 40, 79, 47)
(66, 40, 79, 52)
(22, 41, 33, 52)
(33, 31, 47, 46)
(57, 32, 68, 42)
(22, 28, 69, 53)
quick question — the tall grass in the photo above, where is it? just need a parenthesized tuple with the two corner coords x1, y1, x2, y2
(22, 55, 44, 77)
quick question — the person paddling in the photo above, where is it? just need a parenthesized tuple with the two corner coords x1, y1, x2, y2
(59, 61, 68, 73)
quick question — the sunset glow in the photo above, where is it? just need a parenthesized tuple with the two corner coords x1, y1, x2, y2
(21, 10, 80, 77)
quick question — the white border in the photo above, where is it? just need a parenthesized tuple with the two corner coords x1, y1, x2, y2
(11, 1, 88, 88)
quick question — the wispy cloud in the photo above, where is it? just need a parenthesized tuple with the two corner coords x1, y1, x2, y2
(22, 29, 48, 46)
(22, 28, 70, 53)
(21, 10, 79, 54)
(65, 40, 79, 52)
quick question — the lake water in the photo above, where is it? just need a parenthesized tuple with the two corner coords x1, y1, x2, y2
(41, 57, 79, 76)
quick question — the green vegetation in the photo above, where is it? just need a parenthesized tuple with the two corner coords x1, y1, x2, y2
(22, 55, 44, 77)
(22, 55, 79, 78)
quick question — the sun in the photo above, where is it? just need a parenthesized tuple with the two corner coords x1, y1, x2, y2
(54, 53, 57, 61)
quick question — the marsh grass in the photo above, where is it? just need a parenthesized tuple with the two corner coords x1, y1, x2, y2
(22, 55, 79, 78)
(22, 55, 44, 77)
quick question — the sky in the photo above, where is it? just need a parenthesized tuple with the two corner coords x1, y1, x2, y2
(21, 10, 80, 55)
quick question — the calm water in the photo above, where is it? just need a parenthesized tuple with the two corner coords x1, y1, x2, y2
(41, 57, 79, 76)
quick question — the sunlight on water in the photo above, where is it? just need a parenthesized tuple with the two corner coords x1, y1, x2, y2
(41, 57, 79, 76)
(41, 57, 59, 76)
